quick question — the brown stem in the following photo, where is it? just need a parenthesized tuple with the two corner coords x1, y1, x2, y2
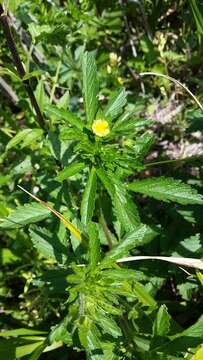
(0, 5, 46, 130)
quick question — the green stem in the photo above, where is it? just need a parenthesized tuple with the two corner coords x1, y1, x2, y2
(145, 156, 201, 168)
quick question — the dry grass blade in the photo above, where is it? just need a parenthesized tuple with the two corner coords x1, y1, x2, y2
(17, 185, 82, 241)
(140, 72, 203, 112)
(117, 255, 203, 270)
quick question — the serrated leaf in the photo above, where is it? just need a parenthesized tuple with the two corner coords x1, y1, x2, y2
(46, 105, 83, 130)
(104, 88, 127, 121)
(0, 202, 50, 229)
(81, 167, 97, 225)
(97, 169, 140, 232)
(112, 112, 152, 133)
(88, 222, 101, 269)
(104, 224, 155, 262)
(56, 162, 86, 181)
(29, 225, 68, 263)
(96, 168, 115, 197)
(153, 305, 171, 337)
(177, 282, 198, 301)
(82, 52, 98, 125)
(128, 177, 203, 205)
(133, 131, 155, 161)
(95, 312, 122, 338)
(113, 182, 140, 232)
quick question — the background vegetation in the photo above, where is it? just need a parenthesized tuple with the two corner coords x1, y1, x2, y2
(0, 0, 203, 359)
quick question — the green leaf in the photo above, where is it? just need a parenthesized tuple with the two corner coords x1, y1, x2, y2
(0, 202, 50, 229)
(113, 182, 140, 232)
(88, 222, 101, 269)
(1, 248, 20, 265)
(133, 131, 155, 162)
(96, 168, 115, 197)
(45, 105, 83, 130)
(35, 80, 47, 112)
(56, 162, 86, 181)
(81, 167, 97, 225)
(189, 0, 203, 35)
(0, 329, 47, 337)
(6, 0, 23, 13)
(82, 52, 98, 125)
(181, 315, 203, 338)
(104, 224, 155, 262)
(95, 312, 122, 338)
(128, 177, 203, 205)
(29, 225, 68, 263)
(104, 88, 127, 121)
(6, 129, 43, 151)
(49, 320, 72, 346)
(57, 90, 70, 109)
(97, 169, 140, 232)
(26, 342, 47, 360)
(153, 305, 171, 337)
(112, 112, 152, 134)
(133, 282, 157, 308)
(16, 342, 44, 358)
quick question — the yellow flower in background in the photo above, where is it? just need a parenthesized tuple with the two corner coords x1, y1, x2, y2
(92, 119, 110, 137)
(117, 76, 124, 85)
(109, 52, 121, 67)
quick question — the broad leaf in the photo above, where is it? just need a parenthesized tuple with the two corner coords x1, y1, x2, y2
(95, 312, 122, 338)
(0, 202, 50, 229)
(29, 225, 68, 263)
(153, 305, 171, 337)
(82, 52, 98, 125)
(81, 167, 97, 225)
(128, 177, 203, 205)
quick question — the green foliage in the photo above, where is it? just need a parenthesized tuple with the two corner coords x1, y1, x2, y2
(82, 51, 98, 125)
(0, 0, 203, 359)
(0, 203, 50, 229)
(128, 177, 203, 205)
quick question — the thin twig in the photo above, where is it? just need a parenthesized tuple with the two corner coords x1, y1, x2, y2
(0, 5, 46, 129)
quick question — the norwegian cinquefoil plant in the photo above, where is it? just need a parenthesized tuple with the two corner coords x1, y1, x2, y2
(1, 51, 203, 359)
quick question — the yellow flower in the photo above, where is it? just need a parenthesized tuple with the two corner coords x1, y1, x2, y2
(92, 119, 110, 137)
(117, 76, 124, 85)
